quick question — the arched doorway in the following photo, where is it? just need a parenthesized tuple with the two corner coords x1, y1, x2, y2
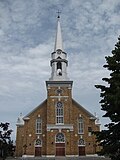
(35, 139, 42, 156)
(57, 61, 62, 76)
(55, 133, 65, 156)
(78, 139, 85, 156)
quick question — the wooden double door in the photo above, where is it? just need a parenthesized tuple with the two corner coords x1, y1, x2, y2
(79, 146, 85, 156)
(56, 143, 65, 156)
(35, 147, 41, 156)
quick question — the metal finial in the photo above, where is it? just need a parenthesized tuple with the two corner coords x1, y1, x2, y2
(57, 10, 61, 18)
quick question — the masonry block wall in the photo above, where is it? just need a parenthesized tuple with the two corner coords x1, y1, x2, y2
(16, 84, 100, 156)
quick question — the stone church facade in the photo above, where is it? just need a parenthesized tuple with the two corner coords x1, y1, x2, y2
(16, 16, 100, 157)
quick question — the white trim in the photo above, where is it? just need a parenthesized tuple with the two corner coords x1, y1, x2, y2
(66, 155, 79, 157)
(47, 124, 73, 131)
(78, 117, 84, 134)
(22, 155, 34, 157)
(86, 154, 99, 157)
(46, 81, 73, 87)
(34, 145, 42, 147)
(56, 101, 64, 124)
(35, 133, 42, 135)
(42, 155, 79, 157)
(78, 145, 85, 147)
(50, 96, 68, 98)
(36, 117, 42, 134)
(23, 117, 30, 121)
(45, 155, 55, 157)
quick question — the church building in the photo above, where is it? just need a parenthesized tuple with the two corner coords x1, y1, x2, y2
(16, 15, 100, 157)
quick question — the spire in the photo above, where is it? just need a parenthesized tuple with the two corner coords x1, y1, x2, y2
(54, 13, 63, 51)
(49, 13, 69, 81)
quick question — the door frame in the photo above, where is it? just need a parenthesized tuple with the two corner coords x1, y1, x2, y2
(55, 133, 66, 156)
(34, 139, 42, 157)
(78, 139, 85, 156)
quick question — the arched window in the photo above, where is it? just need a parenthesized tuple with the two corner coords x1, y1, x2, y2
(56, 133, 65, 143)
(78, 139, 85, 146)
(56, 102, 64, 124)
(57, 61, 62, 70)
(57, 62, 62, 76)
(78, 117, 84, 134)
(36, 117, 42, 134)
(35, 139, 42, 146)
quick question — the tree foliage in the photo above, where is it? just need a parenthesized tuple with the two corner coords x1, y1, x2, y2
(0, 122, 13, 159)
(95, 36, 120, 160)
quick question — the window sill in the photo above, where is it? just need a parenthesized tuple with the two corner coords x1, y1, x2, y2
(56, 123, 64, 125)
(78, 133, 84, 135)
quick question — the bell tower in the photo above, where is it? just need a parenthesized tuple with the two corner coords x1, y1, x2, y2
(49, 15, 69, 81)
(46, 16, 73, 155)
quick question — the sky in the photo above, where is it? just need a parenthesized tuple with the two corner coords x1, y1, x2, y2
(0, 0, 120, 141)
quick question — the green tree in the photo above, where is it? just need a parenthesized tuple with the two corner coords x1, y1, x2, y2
(0, 122, 13, 159)
(95, 36, 120, 160)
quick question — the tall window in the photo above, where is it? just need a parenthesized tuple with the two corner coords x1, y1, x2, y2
(78, 117, 84, 134)
(57, 61, 62, 70)
(36, 117, 42, 134)
(56, 133, 65, 143)
(57, 62, 62, 76)
(56, 102, 64, 124)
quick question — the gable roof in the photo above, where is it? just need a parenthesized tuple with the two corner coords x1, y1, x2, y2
(72, 99, 96, 119)
(23, 98, 96, 120)
(23, 99, 47, 119)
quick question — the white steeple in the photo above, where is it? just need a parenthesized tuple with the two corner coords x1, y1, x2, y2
(54, 15, 63, 51)
(49, 15, 69, 81)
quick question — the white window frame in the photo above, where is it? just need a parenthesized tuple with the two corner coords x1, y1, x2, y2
(35, 139, 42, 147)
(78, 139, 85, 146)
(56, 101, 64, 124)
(36, 117, 42, 134)
(78, 117, 84, 134)
(55, 133, 65, 143)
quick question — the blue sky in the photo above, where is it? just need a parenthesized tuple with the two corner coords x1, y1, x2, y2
(0, 0, 120, 140)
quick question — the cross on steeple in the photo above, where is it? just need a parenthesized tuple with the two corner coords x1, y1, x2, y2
(57, 10, 61, 18)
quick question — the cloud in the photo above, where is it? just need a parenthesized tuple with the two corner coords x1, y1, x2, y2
(0, 0, 120, 140)
(0, 42, 52, 97)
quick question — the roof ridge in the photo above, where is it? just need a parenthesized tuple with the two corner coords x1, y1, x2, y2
(72, 98, 96, 118)
(24, 99, 47, 118)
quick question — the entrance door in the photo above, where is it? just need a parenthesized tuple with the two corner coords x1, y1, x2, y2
(78, 139, 85, 156)
(79, 146, 85, 156)
(35, 139, 42, 157)
(56, 143, 65, 156)
(55, 133, 65, 156)
(35, 147, 41, 156)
